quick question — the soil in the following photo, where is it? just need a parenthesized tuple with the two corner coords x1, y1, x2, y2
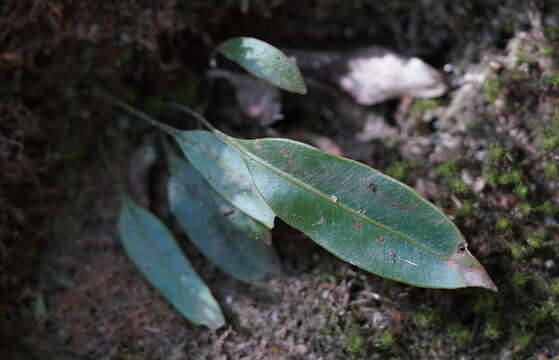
(1, 1, 559, 359)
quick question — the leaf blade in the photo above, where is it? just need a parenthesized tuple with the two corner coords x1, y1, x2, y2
(217, 37, 307, 95)
(167, 151, 280, 282)
(175, 130, 275, 228)
(217, 133, 497, 291)
(118, 197, 225, 329)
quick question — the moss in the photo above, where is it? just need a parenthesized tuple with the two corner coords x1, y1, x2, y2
(545, 162, 558, 178)
(513, 330, 533, 348)
(345, 332, 365, 353)
(513, 184, 528, 198)
(540, 200, 557, 215)
(377, 332, 395, 350)
(385, 161, 412, 180)
(412, 308, 440, 327)
(518, 202, 532, 216)
(323, 326, 335, 335)
(410, 99, 439, 117)
(484, 169, 498, 186)
(532, 302, 553, 324)
(511, 271, 527, 287)
(543, 133, 559, 151)
(547, 279, 559, 296)
(483, 74, 500, 103)
(508, 242, 525, 260)
(483, 318, 501, 340)
(538, 44, 554, 57)
(448, 324, 471, 345)
(546, 72, 559, 87)
(459, 200, 473, 217)
(488, 143, 506, 162)
(515, 45, 528, 66)
(473, 293, 495, 314)
(495, 218, 510, 230)
(451, 178, 468, 195)
(526, 236, 542, 249)
(437, 161, 457, 178)
(545, 25, 559, 41)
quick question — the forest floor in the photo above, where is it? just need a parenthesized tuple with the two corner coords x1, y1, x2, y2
(1, 1, 559, 359)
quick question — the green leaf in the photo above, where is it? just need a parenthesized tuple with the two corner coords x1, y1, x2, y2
(175, 130, 275, 228)
(118, 196, 225, 329)
(217, 37, 307, 95)
(216, 132, 497, 291)
(167, 151, 280, 282)
(208, 189, 272, 245)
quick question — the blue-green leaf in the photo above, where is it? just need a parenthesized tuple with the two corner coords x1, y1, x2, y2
(217, 37, 307, 95)
(167, 151, 280, 282)
(118, 196, 225, 329)
(176, 130, 275, 228)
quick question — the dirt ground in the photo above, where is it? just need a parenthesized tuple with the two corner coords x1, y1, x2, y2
(1, 1, 559, 359)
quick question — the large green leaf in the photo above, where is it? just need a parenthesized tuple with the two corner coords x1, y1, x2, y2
(118, 196, 225, 329)
(217, 37, 307, 95)
(216, 132, 497, 291)
(166, 150, 280, 282)
(176, 130, 275, 228)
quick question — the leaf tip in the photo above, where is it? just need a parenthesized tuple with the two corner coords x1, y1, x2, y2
(448, 248, 498, 292)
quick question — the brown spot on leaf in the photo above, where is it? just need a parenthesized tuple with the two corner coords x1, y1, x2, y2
(388, 250, 395, 263)
(280, 148, 289, 157)
(355, 222, 362, 230)
(378, 235, 385, 243)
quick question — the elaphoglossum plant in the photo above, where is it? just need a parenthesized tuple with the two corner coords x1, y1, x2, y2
(112, 37, 497, 329)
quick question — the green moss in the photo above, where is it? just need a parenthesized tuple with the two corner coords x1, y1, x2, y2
(412, 308, 440, 327)
(532, 302, 553, 324)
(526, 236, 542, 249)
(484, 170, 498, 186)
(538, 45, 554, 57)
(437, 161, 457, 178)
(511, 271, 527, 287)
(495, 218, 510, 230)
(540, 200, 557, 215)
(513, 330, 533, 348)
(345, 332, 365, 353)
(386, 161, 411, 180)
(459, 200, 473, 217)
(546, 72, 559, 87)
(323, 326, 335, 335)
(514, 184, 529, 198)
(448, 324, 471, 345)
(543, 133, 559, 151)
(545, 25, 559, 41)
(473, 293, 495, 314)
(548, 279, 559, 296)
(378, 332, 395, 350)
(483, 75, 500, 103)
(483, 318, 501, 340)
(509, 242, 525, 260)
(488, 143, 506, 162)
(545, 162, 558, 178)
(515, 45, 528, 66)
(410, 99, 439, 117)
(451, 178, 468, 195)
(518, 202, 532, 216)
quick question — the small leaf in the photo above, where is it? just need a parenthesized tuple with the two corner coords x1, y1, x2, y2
(217, 37, 307, 95)
(167, 151, 280, 282)
(216, 132, 497, 291)
(176, 130, 275, 228)
(119, 196, 225, 329)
